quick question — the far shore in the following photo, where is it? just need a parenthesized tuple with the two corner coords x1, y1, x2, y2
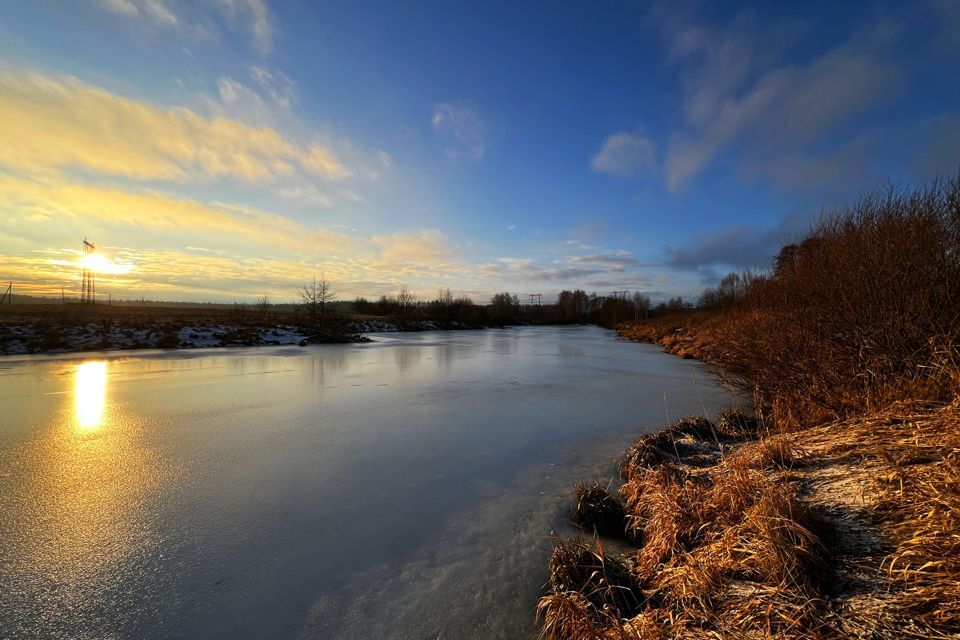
(0, 303, 585, 356)
(0, 313, 483, 356)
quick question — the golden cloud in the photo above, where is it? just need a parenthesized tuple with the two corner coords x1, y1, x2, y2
(0, 175, 351, 254)
(371, 230, 454, 265)
(0, 68, 349, 182)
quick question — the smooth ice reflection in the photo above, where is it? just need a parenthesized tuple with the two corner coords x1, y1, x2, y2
(0, 327, 734, 640)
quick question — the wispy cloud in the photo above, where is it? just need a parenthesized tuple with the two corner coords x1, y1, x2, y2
(660, 19, 901, 190)
(372, 230, 454, 265)
(249, 65, 295, 107)
(97, 0, 275, 54)
(99, 0, 180, 26)
(214, 0, 274, 54)
(567, 253, 657, 269)
(591, 132, 656, 178)
(431, 102, 486, 159)
(0, 68, 349, 183)
(0, 175, 351, 253)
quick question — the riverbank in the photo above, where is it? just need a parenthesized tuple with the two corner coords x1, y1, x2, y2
(542, 324, 959, 637)
(539, 179, 960, 639)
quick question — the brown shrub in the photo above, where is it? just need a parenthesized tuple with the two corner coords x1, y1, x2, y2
(714, 177, 960, 429)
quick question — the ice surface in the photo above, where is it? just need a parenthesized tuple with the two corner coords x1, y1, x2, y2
(0, 326, 733, 640)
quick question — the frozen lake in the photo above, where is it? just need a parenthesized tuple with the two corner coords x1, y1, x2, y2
(0, 325, 733, 639)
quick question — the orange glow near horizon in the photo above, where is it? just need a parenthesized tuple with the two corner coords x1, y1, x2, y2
(74, 361, 107, 430)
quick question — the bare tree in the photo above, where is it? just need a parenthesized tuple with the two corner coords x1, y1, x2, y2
(255, 294, 270, 323)
(397, 286, 415, 319)
(632, 292, 651, 320)
(437, 288, 453, 321)
(299, 276, 336, 326)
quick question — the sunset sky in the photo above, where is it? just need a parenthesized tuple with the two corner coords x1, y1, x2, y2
(1, 1, 958, 302)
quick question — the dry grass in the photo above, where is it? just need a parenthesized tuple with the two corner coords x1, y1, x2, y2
(714, 408, 762, 440)
(730, 435, 805, 470)
(538, 537, 644, 639)
(618, 416, 725, 477)
(541, 403, 960, 639)
(544, 415, 836, 639)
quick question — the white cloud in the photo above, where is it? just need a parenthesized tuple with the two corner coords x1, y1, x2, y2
(96, 0, 274, 54)
(141, 0, 179, 26)
(250, 65, 295, 107)
(99, 0, 178, 25)
(591, 132, 656, 178)
(432, 102, 486, 159)
(98, 0, 140, 17)
(215, 0, 274, 54)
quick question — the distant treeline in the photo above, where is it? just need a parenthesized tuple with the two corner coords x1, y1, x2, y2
(350, 288, 658, 327)
(3, 289, 694, 329)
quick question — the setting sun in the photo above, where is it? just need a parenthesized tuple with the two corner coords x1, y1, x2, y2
(76, 252, 134, 276)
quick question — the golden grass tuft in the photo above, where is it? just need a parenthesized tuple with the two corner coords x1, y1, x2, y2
(538, 536, 644, 639)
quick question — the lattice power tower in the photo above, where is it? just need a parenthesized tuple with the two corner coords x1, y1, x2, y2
(81, 238, 96, 304)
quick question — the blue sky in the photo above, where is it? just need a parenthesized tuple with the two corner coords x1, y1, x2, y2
(1, 0, 958, 302)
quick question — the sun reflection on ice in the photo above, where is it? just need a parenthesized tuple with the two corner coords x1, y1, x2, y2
(74, 361, 107, 430)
